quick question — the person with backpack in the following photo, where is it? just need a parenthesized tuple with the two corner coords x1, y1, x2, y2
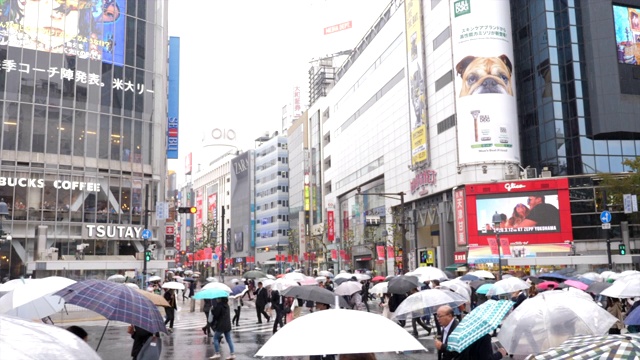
(388, 292, 407, 327)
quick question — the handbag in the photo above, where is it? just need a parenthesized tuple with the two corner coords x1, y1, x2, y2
(137, 336, 162, 360)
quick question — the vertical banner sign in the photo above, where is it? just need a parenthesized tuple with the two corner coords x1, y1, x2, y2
(298, 211, 306, 260)
(195, 190, 203, 241)
(327, 210, 335, 242)
(454, 187, 468, 245)
(331, 249, 337, 260)
(404, 0, 429, 167)
(376, 246, 385, 261)
(207, 184, 218, 225)
(451, 0, 520, 165)
(185, 153, 193, 175)
(167, 37, 180, 159)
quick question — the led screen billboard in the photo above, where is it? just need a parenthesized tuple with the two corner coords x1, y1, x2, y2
(613, 4, 640, 65)
(0, 0, 126, 65)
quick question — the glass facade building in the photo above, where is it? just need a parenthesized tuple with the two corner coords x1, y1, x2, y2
(0, 0, 169, 279)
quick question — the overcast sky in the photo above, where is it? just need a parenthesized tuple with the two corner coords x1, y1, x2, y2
(167, 0, 391, 183)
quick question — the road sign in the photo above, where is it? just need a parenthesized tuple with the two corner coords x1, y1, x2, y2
(600, 211, 611, 223)
(602, 223, 611, 230)
(141, 229, 152, 239)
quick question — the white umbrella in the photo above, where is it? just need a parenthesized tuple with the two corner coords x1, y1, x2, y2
(468, 270, 496, 279)
(202, 282, 232, 293)
(265, 274, 276, 280)
(440, 279, 472, 300)
(107, 274, 126, 283)
(315, 276, 327, 283)
(600, 274, 640, 298)
(261, 278, 276, 288)
(498, 291, 617, 356)
(407, 266, 448, 282)
(284, 272, 307, 281)
(318, 270, 333, 277)
(1, 314, 101, 360)
(334, 272, 358, 281)
(369, 281, 389, 295)
(0, 278, 34, 293)
(148, 275, 162, 282)
(299, 276, 318, 286)
(0, 277, 76, 320)
(205, 277, 217, 283)
(255, 309, 427, 357)
(271, 278, 299, 292)
(578, 272, 603, 282)
(161, 281, 185, 291)
(486, 277, 530, 297)
(334, 281, 362, 296)
(559, 287, 593, 302)
(393, 289, 468, 321)
(125, 283, 140, 289)
(173, 276, 184, 283)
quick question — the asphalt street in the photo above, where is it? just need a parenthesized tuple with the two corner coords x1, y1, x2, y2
(53, 296, 441, 360)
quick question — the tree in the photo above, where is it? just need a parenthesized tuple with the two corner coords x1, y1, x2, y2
(195, 219, 218, 251)
(599, 157, 640, 222)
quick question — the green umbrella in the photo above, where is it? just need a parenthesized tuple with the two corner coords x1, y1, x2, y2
(447, 300, 513, 353)
(526, 334, 640, 359)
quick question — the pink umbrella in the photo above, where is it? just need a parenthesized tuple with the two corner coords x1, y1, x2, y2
(536, 281, 559, 291)
(564, 279, 588, 291)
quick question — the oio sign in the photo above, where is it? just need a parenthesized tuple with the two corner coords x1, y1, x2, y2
(210, 128, 236, 140)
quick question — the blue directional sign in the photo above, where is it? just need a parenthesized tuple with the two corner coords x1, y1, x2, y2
(141, 229, 152, 239)
(600, 211, 611, 223)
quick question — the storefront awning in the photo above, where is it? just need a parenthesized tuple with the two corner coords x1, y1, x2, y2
(445, 263, 467, 271)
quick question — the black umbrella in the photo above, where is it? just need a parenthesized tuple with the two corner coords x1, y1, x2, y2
(586, 282, 613, 295)
(522, 276, 543, 284)
(281, 286, 350, 308)
(333, 277, 350, 286)
(388, 275, 420, 294)
(444, 270, 456, 280)
(470, 279, 495, 290)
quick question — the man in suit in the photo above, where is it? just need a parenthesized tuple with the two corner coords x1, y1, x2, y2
(434, 305, 459, 360)
(253, 281, 270, 324)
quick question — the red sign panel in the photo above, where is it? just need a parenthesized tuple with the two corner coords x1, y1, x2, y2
(454, 187, 467, 246)
(327, 210, 335, 242)
(454, 251, 467, 264)
(324, 20, 352, 35)
(166, 225, 175, 235)
(331, 249, 337, 260)
(465, 178, 573, 247)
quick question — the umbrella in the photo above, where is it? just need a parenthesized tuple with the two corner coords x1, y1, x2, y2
(522, 275, 543, 284)
(136, 289, 170, 307)
(271, 278, 299, 291)
(563, 279, 589, 291)
(125, 283, 140, 289)
(334, 272, 358, 281)
(107, 274, 126, 283)
(486, 277, 530, 297)
(459, 274, 480, 281)
(406, 266, 448, 282)
(501, 274, 514, 279)
(333, 277, 350, 286)
(243, 270, 267, 279)
(538, 272, 569, 281)
(468, 270, 495, 279)
(230, 285, 247, 296)
(147, 275, 162, 282)
(193, 288, 229, 300)
(440, 279, 472, 300)
(388, 275, 421, 294)
(334, 281, 362, 296)
(578, 272, 603, 282)
(476, 283, 494, 295)
(558, 287, 594, 302)
(255, 309, 427, 356)
(261, 279, 276, 287)
(536, 281, 559, 291)
(447, 300, 514, 353)
(205, 277, 217, 283)
(281, 286, 350, 308)
(498, 291, 618, 356)
(444, 270, 456, 279)
(298, 276, 318, 286)
(54, 279, 167, 350)
(371, 275, 386, 282)
(0, 278, 34, 293)
(202, 282, 232, 293)
(315, 276, 327, 283)
(525, 334, 640, 359)
(183, 270, 193, 275)
(161, 281, 185, 291)
(0, 276, 76, 320)
(601, 275, 640, 298)
(0, 314, 101, 360)
(392, 289, 469, 321)
(586, 281, 612, 295)
(369, 281, 389, 295)
(625, 304, 640, 326)
(470, 279, 495, 290)
(284, 272, 307, 281)
(318, 270, 333, 277)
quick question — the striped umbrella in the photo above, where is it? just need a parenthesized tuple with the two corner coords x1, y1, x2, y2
(446, 300, 513, 353)
(525, 334, 640, 359)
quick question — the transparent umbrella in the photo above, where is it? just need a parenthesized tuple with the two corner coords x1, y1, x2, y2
(440, 279, 472, 300)
(369, 281, 389, 295)
(0, 276, 76, 320)
(498, 291, 617, 356)
(334, 281, 362, 296)
(406, 266, 448, 282)
(601, 274, 640, 298)
(392, 289, 468, 321)
(202, 282, 231, 293)
(485, 277, 530, 297)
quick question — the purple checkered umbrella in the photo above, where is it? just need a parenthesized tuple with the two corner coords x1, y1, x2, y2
(55, 280, 167, 350)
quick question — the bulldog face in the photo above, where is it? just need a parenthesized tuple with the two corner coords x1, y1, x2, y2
(455, 55, 513, 97)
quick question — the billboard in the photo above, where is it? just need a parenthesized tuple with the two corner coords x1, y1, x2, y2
(464, 178, 573, 247)
(167, 37, 180, 159)
(613, 4, 640, 65)
(404, 0, 429, 167)
(230, 151, 253, 258)
(207, 184, 217, 225)
(451, 0, 520, 165)
(0, 0, 126, 65)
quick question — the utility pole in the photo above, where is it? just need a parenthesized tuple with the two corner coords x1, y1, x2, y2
(220, 207, 225, 282)
(143, 184, 149, 278)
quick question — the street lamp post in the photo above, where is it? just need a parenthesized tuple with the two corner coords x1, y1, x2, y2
(357, 189, 408, 274)
(276, 241, 281, 274)
(492, 211, 503, 279)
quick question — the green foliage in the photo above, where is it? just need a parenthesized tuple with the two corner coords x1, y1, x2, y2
(599, 157, 640, 221)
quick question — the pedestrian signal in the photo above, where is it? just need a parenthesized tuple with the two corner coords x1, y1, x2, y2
(619, 244, 627, 255)
(144, 250, 151, 262)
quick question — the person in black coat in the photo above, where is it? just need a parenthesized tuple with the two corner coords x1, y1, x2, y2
(129, 325, 152, 360)
(361, 281, 370, 312)
(271, 289, 285, 334)
(202, 298, 214, 335)
(211, 297, 236, 359)
(454, 333, 506, 360)
(434, 305, 459, 360)
(163, 289, 177, 332)
(253, 281, 270, 323)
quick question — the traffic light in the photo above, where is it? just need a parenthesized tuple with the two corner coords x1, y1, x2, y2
(145, 250, 151, 262)
(177, 206, 197, 214)
(619, 243, 627, 255)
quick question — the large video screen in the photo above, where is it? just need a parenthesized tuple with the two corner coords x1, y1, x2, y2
(0, 0, 126, 65)
(613, 4, 640, 66)
(476, 190, 561, 235)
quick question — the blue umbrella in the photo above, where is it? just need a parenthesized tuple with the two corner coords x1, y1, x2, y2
(460, 274, 480, 281)
(447, 300, 514, 353)
(572, 276, 595, 285)
(625, 305, 640, 326)
(231, 284, 247, 296)
(475, 283, 494, 295)
(538, 272, 569, 281)
(193, 288, 229, 300)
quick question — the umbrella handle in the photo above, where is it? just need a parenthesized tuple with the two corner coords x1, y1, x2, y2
(96, 320, 110, 352)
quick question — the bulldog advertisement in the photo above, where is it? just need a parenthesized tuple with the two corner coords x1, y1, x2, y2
(451, 0, 520, 165)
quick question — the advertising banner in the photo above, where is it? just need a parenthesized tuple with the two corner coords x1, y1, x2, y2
(613, 5, 640, 66)
(327, 210, 335, 242)
(451, 0, 520, 165)
(454, 251, 467, 264)
(207, 184, 218, 224)
(168, 37, 180, 159)
(404, 0, 429, 167)
(454, 187, 467, 246)
(195, 190, 203, 241)
(376, 246, 385, 261)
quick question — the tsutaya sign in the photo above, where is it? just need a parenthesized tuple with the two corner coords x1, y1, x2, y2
(0, 177, 101, 191)
(84, 225, 145, 240)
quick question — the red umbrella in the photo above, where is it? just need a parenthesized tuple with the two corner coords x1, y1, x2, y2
(276, 274, 286, 279)
(536, 280, 559, 291)
(372, 276, 386, 283)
